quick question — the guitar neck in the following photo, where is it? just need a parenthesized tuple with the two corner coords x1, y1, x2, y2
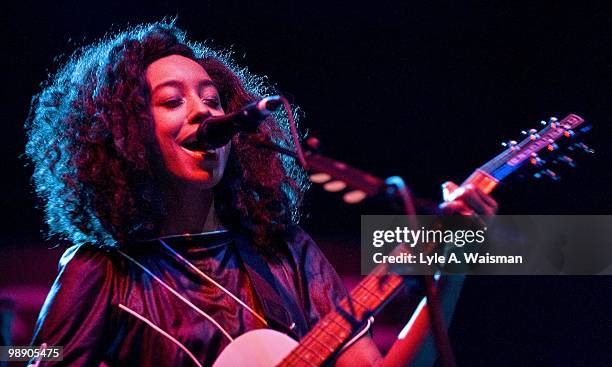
(279, 249, 408, 366)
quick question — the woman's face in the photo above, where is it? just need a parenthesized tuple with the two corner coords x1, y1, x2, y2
(146, 55, 230, 190)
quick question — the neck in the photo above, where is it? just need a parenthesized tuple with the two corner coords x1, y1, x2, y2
(159, 185, 224, 236)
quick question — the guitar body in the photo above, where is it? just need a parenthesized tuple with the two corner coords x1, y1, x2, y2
(213, 329, 298, 367)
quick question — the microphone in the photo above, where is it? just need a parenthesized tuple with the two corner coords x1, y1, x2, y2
(195, 95, 283, 150)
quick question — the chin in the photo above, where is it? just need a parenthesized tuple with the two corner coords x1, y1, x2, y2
(182, 170, 224, 190)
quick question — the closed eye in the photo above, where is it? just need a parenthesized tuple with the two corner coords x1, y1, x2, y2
(161, 99, 184, 108)
(202, 97, 221, 109)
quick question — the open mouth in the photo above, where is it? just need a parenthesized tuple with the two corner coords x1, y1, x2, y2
(180, 140, 219, 159)
(181, 140, 206, 152)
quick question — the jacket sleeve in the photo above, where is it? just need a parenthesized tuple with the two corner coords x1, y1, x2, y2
(30, 245, 117, 366)
(286, 226, 349, 329)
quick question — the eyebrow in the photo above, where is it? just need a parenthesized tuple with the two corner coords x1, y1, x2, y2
(151, 79, 219, 95)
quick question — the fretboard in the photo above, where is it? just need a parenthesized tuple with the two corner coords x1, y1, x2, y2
(278, 245, 409, 367)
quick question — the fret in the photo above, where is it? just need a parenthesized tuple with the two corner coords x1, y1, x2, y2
(358, 273, 403, 299)
(292, 352, 318, 367)
(284, 342, 319, 367)
(343, 295, 370, 316)
(352, 278, 395, 309)
(295, 325, 338, 358)
(280, 243, 422, 366)
(306, 318, 346, 346)
(360, 274, 385, 293)
(327, 315, 351, 337)
(318, 324, 344, 342)
(279, 315, 349, 366)
(297, 322, 338, 354)
(280, 263, 407, 367)
(280, 241, 403, 366)
(358, 282, 385, 302)
(298, 340, 326, 365)
(308, 334, 336, 353)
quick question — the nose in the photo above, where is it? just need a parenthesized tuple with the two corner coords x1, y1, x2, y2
(187, 97, 212, 125)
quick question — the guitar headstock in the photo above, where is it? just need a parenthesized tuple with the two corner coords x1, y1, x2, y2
(532, 120, 593, 180)
(496, 114, 592, 180)
(463, 114, 592, 194)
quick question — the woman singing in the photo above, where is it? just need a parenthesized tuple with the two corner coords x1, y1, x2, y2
(25, 20, 496, 366)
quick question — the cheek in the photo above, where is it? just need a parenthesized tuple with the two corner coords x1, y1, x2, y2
(150, 110, 183, 170)
(152, 108, 182, 139)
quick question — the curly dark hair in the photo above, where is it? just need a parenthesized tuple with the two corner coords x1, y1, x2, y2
(25, 20, 309, 248)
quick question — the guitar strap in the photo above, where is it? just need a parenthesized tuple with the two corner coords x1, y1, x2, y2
(233, 233, 309, 340)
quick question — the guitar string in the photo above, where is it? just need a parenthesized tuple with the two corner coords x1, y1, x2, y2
(296, 340, 325, 365)
(287, 350, 318, 367)
(284, 313, 374, 366)
(283, 272, 389, 365)
(284, 313, 342, 366)
(308, 334, 335, 353)
(118, 303, 204, 367)
(287, 295, 361, 363)
(286, 274, 387, 364)
(117, 249, 234, 342)
(158, 238, 268, 327)
(297, 263, 433, 364)
(287, 313, 349, 365)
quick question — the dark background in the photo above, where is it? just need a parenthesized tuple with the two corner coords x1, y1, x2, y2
(1, 1, 611, 366)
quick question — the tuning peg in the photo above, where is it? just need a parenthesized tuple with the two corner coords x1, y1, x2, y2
(546, 117, 560, 129)
(555, 155, 576, 168)
(546, 143, 559, 151)
(529, 153, 545, 166)
(534, 169, 560, 181)
(544, 169, 560, 180)
(501, 140, 518, 150)
(563, 129, 575, 138)
(568, 142, 595, 154)
(540, 117, 558, 126)
(521, 128, 541, 141)
(521, 130, 540, 140)
(578, 142, 594, 153)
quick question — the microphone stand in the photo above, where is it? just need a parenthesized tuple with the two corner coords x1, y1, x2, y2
(384, 176, 457, 367)
(254, 138, 458, 367)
